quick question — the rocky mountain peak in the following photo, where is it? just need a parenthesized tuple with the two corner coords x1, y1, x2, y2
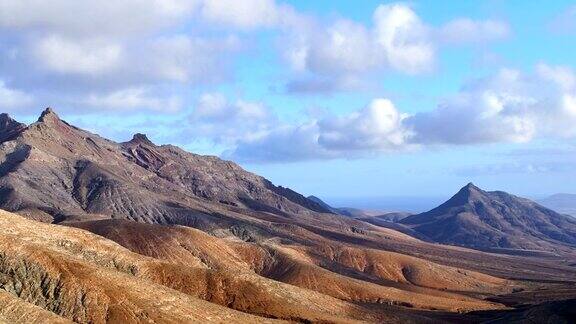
(129, 133, 154, 145)
(400, 182, 576, 250)
(0, 113, 24, 128)
(0, 113, 12, 122)
(37, 107, 61, 124)
(0, 112, 27, 143)
(443, 182, 484, 207)
(461, 182, 481, 193)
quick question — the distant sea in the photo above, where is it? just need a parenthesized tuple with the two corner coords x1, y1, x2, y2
(324, 196, 446, 214)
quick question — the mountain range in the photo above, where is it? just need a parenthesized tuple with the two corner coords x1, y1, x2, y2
(0, 109, 575, 323)
(0, 108, 330, 224)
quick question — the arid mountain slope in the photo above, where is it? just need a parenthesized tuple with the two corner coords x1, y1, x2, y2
(0, 108, 330, 224)
(72, 219, 511, 309)
(0, 210, 280, 323)
(401, 183, 576, 251)
(0, 208, 511, 323)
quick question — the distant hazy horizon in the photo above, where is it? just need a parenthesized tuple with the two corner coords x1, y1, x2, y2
(323, 196, 445, 213)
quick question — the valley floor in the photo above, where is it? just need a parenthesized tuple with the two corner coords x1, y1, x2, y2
(0, 209, 575, 323)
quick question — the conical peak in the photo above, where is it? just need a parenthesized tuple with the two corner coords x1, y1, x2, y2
(457, 182, 483, 196)
(439, 182, 485, 207)
(37, 107, 61, 123)
(463, 182, 479, 191)
(130, 133, 153, 145)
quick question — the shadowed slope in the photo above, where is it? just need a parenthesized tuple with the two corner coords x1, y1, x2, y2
(73, 219, 510, 313)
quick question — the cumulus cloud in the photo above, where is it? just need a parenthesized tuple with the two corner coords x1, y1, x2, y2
(225, 123, 337, 162)
(408, 69, 538, 144)
(0, 0, 261, 113)
(318, 99, 411, 151)
(187, 93, 276, 144)
(225, 99, 412, 163)
(285, 76, 365, 94)
(139, 35, 241, 84)
(220, 64, 576, 163)
(0, 80, 34, 110)
(408, 65, 576, 144)
(373, 4, 434, 74)
(200, 0, 282, 29)
(283, 4, 511, 93)
(0, 0, 198, 36)
(285, 3, 434, 80)
(32, 35, 123, 75)
(82, 87, 182, 112)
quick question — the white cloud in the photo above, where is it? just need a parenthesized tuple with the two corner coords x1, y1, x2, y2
(0, 0, 266, 115)
(0, 80, 34, 110)
(305, 20, 380, 75)
(140, 35, 241, 84)
(200, 0, 281, 29)
(33, 35, 123, 75)
(407, 65, 576, 144)
(0, 0, 198, 36)
(318, 99, 410, 151)
(373, 3, 434, 74)
(222, 64, 576, 162)
(286, 3, 435, 81)
(0, 0, 518, 113)
(536, 63, 576, 91)
(83, 87, 181, 112)
(439, 18, 510, 44)
(225, 123, 337, 163)
(285, 76, 365, 94)
(283, 4, 511, 93)
(188, 93, 276, 144)
(226, 99, 412, 162)
(194, 93, 270, 121)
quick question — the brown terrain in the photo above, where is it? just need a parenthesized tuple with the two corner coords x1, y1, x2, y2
(0, 108, 574, 323)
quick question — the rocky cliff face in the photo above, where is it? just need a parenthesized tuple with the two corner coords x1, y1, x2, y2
(0, 108, 330, 224)
(400, 183, 576, 251)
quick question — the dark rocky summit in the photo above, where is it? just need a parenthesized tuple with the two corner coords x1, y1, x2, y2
(400, 183, 576, 251)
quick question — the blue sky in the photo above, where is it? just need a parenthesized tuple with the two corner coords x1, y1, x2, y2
(0, 0, 575, 203)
